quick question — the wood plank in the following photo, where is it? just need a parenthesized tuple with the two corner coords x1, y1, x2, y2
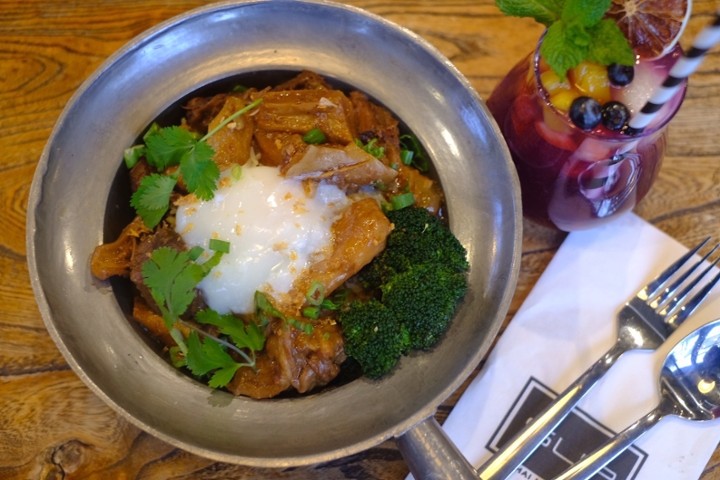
(1, 0, 719, 478)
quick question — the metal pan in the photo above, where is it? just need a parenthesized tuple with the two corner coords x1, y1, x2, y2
(26, 0, 521, 473)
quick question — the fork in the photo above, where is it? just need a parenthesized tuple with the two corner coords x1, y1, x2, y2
(477, 238, 720, 480)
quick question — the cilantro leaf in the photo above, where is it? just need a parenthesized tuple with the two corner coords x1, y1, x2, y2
(141, 245, 229, 328)
(196, 309, 266, 352)
(130, 174, 177, 228)
(141, 246, 206, 328)
(540, 20, 587, 78)
(141, 245, 247, 388)
(495, 0, 563, 26)
(127, 99, 263, 227)
(185, 332, 217, 375)
(208, 364, 242, 389)
(243, 324, 265, 352)
(185, 331, 241, 388)
(587, 19, 635, 66)
(132, 174, 177, 212)
(144, 126, 197, 170)
(561, 0, 610, 28)
(179, 141, 219, 200)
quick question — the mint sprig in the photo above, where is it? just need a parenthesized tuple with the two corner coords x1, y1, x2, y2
(497, 0, 634, 78)
(496, 0, 563, 26)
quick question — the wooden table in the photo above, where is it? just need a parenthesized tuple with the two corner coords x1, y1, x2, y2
(2, 1, 719, 478)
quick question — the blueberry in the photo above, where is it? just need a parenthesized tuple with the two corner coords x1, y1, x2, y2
(569, 96, 602, 131)
(607, 64, 634, 87)
(601, 101, 630, 131)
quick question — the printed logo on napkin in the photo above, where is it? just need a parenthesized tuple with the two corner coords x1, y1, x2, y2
(486, 377, 647, 480)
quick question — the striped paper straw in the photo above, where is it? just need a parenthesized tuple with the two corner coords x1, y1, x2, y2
(627, 12, 720, 134)
(578, 12, 720, 210)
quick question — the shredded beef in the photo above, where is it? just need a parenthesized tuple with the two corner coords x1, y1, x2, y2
(129, 158, 153, 192)
(272, 70, 332, 91)
(183, 94, 229, 133)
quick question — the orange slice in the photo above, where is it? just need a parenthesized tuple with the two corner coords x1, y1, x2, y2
(569, 61, 612, 104)
(607, 0, 692, 59)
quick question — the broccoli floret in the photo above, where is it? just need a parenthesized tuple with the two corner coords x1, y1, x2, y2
(360, 207, 469, 288)
(381, 263, 467, 350)
(340, 300, 410, 378)
(340, 206, 469, 378)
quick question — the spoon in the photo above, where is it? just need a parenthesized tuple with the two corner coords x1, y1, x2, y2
(554, 318, 720, 480)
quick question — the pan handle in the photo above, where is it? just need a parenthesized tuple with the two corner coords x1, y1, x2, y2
(396, 415, 478, 480)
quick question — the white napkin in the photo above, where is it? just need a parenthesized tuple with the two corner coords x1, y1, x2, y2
(439, 212, 720, 480)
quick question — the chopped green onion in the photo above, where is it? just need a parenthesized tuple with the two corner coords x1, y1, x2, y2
(330, 288, 349, 303)
(255, 291, 285, 326)
(355, 138, 385, 158)
(169, 327, 188, 353)
(209, 238, 231, 254)
(399, 134, 429, 172)
(288, 318, 314, 334)
(169, 346, 186, 368)
(372, 180, 388, 191)
(188, 246, 204, 261)
(302, 306, 320, 320)
(306, 281, 326, 306)
(390, 192, 415, 210)
(232, 84, 248, 93)
(320, 298, 339, 310)
(230, 164, 243, 182)
(400, 148, 414, 166)
(255, 291, 279, 315)
(124, 145, 146, 169)
(200, 250, 225, 274)
(303, 128, 326, 144)
(301, 295, 340, 320)
(142, 122, 161, 143)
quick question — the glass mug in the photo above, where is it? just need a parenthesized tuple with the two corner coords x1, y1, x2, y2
(487, 36, 686, 231)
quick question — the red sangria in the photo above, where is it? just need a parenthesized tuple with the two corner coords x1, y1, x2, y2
(488, 0, 691, 231)
(487, 46, 686, 231)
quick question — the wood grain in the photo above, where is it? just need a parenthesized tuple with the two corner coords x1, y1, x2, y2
(1, 1, 719, 478)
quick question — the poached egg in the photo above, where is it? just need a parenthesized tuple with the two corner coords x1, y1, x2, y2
(175, 165, 349, 314)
